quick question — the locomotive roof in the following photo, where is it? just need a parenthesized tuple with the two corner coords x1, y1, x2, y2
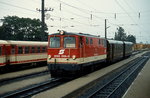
(0, 40, 47, 46)
(49, 32, 104, 39)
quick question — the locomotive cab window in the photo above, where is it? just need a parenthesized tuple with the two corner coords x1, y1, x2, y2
(50, 37, 60, 48)
(64, 37, 76, 48)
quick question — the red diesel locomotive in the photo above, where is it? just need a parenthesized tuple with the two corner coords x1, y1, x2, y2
(47, 30, 133, 77)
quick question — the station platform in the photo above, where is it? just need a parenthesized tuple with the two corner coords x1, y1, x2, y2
(123, 56, 150, 98)
(32, 51, 148, 98)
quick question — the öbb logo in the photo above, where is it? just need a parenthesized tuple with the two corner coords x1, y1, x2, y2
(58, 49, 65, 54)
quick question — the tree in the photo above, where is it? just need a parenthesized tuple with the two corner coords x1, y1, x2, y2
(114, 27, 127, 41)
(114, 27, 136, 43)
(0, 16, 48, 41)
(126, 34, 136, 43)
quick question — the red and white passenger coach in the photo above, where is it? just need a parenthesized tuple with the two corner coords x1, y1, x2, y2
(0, 40, 47, 68)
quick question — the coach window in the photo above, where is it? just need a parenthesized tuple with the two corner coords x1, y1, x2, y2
(50, 37, 60, 48)
(11, 45, 16, 54)
(45, 47, 47, 52)
(64, 37, 76, 48)
(90, 38, 93, 44)
(42, 47, 46, 52)
(86, 37, 89, 44)
(0, 47, 1, 55)
(25, 46, 30, 54)
(37, 47, 41, 53)
(35, 47, 37, 53)
(31, 47, 35, 53)
(18, 47, 23, 54)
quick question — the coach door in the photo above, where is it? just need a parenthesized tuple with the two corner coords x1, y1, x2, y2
(10, 45, 16, 64)
(79, 37, 84, 62)
(4, 45, 10, 65)
(0, 46, 4, 65)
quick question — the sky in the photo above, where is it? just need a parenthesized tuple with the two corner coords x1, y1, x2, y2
(0, 0, 150, 43)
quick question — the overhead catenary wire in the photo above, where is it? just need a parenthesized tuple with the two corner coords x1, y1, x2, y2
(114, 0, 150, 41)
(51, 0, 140, 39)
(52, 0, 134, 26)
(1, 0, 149, 43)
(54, 0, 150, 34)
(54, 0, 150, 15)
(0, 1, 38, 13)
(0, 6, 40, 17)
(50, 15, 91, 26)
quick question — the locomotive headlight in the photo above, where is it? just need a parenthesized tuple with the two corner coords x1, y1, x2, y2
(48, 55, 52, 59)
(72, 55, 76, 60)
(60, 30, 64, 35)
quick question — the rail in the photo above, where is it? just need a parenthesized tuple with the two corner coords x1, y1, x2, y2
(79, 52, 150, 98)
(0, 78, 65, 98)
(0, 70, 49, 86)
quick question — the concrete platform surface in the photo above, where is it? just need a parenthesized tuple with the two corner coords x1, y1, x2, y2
(32, 52, 147, 98)
(123, 57, 150, 98)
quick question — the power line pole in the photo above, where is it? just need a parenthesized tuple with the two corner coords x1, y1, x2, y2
(105, 19, 110, 39)
(105, 19, 107, 39)
(39, 0, 45, 41)
(41, 0, 45, 41)
(36, 0, 53, 41)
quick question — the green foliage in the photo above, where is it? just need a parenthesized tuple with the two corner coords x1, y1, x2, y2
(126, 34, 136, 44)
(114, 27, 136, 43)
(0, 16, 48, 41)
(114, 27, 127, 41)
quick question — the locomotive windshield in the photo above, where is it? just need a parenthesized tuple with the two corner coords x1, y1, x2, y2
(64, 37, 76, 48)
(50, 37, 60, 48)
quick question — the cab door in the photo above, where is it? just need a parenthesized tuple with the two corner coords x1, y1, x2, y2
(79, 37, 84, 62)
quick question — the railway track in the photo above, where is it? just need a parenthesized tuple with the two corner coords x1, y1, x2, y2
(79, 52, 150, 98)
(0, 78, 69, 98)
(0, 52, 148, 98)
(0, 70, 49, 86)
